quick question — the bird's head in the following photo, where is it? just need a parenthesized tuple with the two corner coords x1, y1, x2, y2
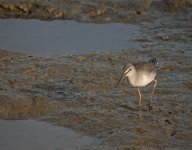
(123, 63, 135, 77)
(115, 63, 135, 87)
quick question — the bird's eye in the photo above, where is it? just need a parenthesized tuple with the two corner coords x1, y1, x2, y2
(129, 68, 132, 71)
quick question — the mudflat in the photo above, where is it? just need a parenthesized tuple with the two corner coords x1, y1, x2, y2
(0, 0, 192, 149)
(0, 44, 191, 149)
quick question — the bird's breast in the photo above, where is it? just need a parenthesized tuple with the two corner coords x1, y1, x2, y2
(128, 73, 155, 87)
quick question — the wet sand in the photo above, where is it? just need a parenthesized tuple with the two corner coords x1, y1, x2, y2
(0, 0, 191, 23)
(0, 0, 192, 149)
(0, 43, 192, 149)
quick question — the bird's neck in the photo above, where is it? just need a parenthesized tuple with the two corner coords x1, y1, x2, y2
(128, 71, 137, 85)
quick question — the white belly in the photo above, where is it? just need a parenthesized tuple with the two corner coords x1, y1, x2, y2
(129, 74, 155, 87)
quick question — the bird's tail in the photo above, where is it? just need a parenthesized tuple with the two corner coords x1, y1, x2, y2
(149, 58, 158, 65)
(149, 58, 161, 70)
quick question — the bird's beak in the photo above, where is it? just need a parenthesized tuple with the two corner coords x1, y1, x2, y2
(115, 72, 126, 88)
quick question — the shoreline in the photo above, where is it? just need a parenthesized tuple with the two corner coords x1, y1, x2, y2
(0, 48, 192, 149)
(0, 0, 192, 149)
(0, 0, 191, 23)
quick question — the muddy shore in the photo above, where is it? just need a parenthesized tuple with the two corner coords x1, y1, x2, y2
(1, 44, 192, 149)
(0, 0, 192, 22)
(0, 0, 192, 149)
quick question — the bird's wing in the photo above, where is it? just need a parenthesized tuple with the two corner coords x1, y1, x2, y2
(134, 62, 156, 73)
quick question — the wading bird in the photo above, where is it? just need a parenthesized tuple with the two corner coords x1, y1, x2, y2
(115, 59, 158, 111)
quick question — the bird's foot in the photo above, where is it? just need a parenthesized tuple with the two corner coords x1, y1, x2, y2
(148, 104, 153, 111)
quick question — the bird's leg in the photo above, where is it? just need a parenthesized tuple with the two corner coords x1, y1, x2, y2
(148, 79, 157, 111)
(137, 87, 142, 111)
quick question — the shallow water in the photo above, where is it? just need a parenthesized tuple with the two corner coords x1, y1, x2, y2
(0, 12, 192, 150)
(0, 19, 140, 55)
(0, 119, 95, 150)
